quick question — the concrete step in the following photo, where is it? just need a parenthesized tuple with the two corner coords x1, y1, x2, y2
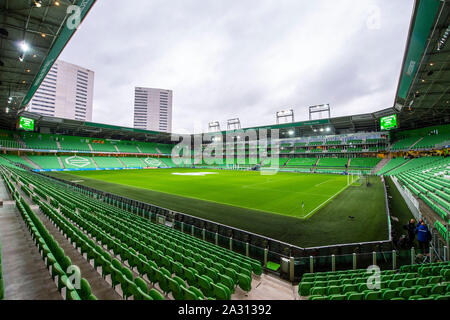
(33, 207, 122, 300)
(0, 180, 62, 300)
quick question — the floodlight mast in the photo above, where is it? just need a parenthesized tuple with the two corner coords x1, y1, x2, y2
(208, 121, 221, 132)
(227, 118, 241, 131)
(309, 104, 331, 120)
(276, 109, 294, 124)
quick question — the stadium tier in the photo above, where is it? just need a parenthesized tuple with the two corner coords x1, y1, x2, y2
(27, 155, 63, 170)
(58, 135, 92, 152)
(92, 156, 124, 168)
(390, 137, 422, 151)
(1, 154, 38, 169)
(119, 157, 146, 168)
(413, 134, 450, 150)
(316, 158, 348, 167)
(394, 156, 450, 224)
(285, 158, 317, 168)
(0, 164, 262, 300)
(298, 262, 450, 300)
(20, 132, 59, 150)
(384, 157, 442, 176)
(59, 156, 97, 170)
(376, 158, 409, 175)
(349, 158, 381, 169)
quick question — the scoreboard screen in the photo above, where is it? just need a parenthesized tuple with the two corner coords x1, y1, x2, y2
(380, 114, 398, 131)
(18, 117, 35, 131)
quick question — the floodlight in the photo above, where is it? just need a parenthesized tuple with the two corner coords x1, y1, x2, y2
(19, 41, 30, 52)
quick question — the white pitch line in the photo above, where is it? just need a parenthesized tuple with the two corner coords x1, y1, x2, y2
(302, 184, 349, 219)
(314, 179, 332, 187)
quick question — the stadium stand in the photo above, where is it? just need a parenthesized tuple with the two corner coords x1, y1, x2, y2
(316, 158, 348, 168)
(1, 154, 37, 169)
(395, 156, 450, 223)
(298, 262, 450, 300)
(58, 135, 91, 152)
(0, 164, 263, 300)
(119, 157, 146, 168)
(157, 144, 173, 155)
(90, 140, 117, 153)
(21, 132, 58, 150)
(376, 158, 409, 175)
(390, 137, 421, 151)
(285, 158, 316, 169)
(349, 158, 381, 169)
(412, 133, 450, 150)
(385, 157, 442, 176)
(326, 140, 342, 145)
(27, 155, 63, 170)
(115, 141, 141, 154)
(92, 156, 123, 168)
(0, 167, 97, 300)
(135, 142, 159, 154)
(60, 156, 97, 170)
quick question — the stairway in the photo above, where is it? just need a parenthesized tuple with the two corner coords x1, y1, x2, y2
(409, 137, 424, 150)
(56, 141, 62, 150)
(384, 159, 412, 175)
(91, 157, 99, 168)
(114, 145, 120, 153)
(0, 179, 62, 300)
(33, 207, 122, 300)
(312, 158, 320, 172)
(373, 158, 390, 174)
(21, 155, 40, 169)
(57, 156, 65, 169)
(88, 143, 94, 152)
(136, 146, 143, 154)
(116, 157, 126, 168)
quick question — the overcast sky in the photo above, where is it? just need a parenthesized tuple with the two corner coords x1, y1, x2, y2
(59, 0, 414, 134)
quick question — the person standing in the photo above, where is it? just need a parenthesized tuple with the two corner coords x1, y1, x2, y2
(416, 221, 430, 254)
(405, 219, 416, 248)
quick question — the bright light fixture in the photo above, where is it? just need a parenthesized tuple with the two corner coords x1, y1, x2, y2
(19, 41, 30, 52)
(288, 130, 294, 136)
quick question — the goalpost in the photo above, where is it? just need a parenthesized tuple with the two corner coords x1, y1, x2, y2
(347, 171, 362, 186)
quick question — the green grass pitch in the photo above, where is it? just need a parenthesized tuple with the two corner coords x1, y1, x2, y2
(48, 169, 389, 247)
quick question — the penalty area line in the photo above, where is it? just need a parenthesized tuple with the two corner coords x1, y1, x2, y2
(302, 184, 349, 219)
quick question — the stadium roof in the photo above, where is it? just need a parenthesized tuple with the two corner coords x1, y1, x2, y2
(0, 0, 96, 129)
(394, 0, 450, 129)
(18, 110, 173, 142)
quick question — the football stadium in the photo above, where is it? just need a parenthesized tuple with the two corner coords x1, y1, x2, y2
(0, 0, 449, 305)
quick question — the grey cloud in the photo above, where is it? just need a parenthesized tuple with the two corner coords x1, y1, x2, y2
(60, 0, 414, 131)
